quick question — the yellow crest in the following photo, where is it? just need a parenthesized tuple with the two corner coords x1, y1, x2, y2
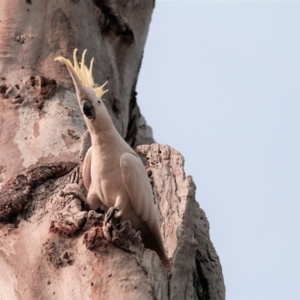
(55, 49, 108, 98)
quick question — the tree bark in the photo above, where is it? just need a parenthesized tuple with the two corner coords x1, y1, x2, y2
(0, 1, 225, 299)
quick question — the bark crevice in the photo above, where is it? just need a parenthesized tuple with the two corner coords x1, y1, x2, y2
(94, 0, 134, 41)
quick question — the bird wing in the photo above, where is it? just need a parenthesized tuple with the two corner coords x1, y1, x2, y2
(120, 152, 157, 228)
(82, 146, 92, 190)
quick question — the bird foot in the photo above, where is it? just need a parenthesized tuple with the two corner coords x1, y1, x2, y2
(104, 207, 122, 226)
(103, 207, 123, 241)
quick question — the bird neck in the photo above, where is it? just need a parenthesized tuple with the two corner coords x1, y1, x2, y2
(89, 122, 127, 151)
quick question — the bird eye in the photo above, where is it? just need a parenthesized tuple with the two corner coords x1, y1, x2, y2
(97, 99, 102, 105)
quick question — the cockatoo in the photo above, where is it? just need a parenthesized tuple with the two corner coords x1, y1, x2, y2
(55, 49, 170, 269)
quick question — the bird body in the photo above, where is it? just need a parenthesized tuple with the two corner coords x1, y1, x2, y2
(55, 50, 170, 269)
(83, 123, 150, 233)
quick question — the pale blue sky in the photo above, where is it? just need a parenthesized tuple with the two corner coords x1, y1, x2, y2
(137, 2, 300, 300)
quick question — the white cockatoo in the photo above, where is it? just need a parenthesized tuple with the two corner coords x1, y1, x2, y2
(55, 50, 170, 269)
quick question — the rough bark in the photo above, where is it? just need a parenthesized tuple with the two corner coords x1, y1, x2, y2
(0, 1, 225, 299)
(0, 145, 225, 300)
(0, 0, 153, 185)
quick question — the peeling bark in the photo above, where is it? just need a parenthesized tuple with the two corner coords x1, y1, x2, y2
(0, 1, 224, 299)
(0, 162, 77, 222)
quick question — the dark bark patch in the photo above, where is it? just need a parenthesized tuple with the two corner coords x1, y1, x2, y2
(17, 76, 57, 112)
(193, 249, 209, 300)
(67, 129, 80, 140)
(61, 130, 80, 148)
(0, 162, 77, 223)
(3, 85, 22, 102)
(0, 165, 6, 184)
(2, 76, 58, 110)
(0, 77, 7, 95)
(112, 94, 122, 117)
(0, 84, 7, 95)
(94, 0, 134, 42)
(15, 35, 26, 44)
(125, 90, 138, 147)
(43, 238, 75, 269)
(25, 76, 57, 101)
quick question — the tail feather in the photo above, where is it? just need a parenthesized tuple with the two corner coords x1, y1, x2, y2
(144, 221, 170, 271)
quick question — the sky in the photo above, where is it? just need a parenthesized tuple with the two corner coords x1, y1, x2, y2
(137, 2, 300, 300)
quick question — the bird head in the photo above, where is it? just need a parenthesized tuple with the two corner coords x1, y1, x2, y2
(55, 49, 112, 133)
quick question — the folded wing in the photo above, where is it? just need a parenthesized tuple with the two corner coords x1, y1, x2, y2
(120, 152, 157, 228)
(82, 147, 92, 190)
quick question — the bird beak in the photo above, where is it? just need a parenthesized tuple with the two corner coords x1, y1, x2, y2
(82, 99, 95, 120)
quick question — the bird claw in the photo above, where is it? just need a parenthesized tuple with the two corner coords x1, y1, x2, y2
(104, 207, 121, 225)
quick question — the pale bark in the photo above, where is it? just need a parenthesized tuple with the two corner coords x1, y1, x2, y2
(0, 1, 225, 299)
(0, 0, 153, 185)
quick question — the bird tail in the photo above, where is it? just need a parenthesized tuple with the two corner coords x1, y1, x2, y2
(144, 222, 171, 271)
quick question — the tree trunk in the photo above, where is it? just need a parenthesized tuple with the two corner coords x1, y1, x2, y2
(0, 1, 225, 299)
